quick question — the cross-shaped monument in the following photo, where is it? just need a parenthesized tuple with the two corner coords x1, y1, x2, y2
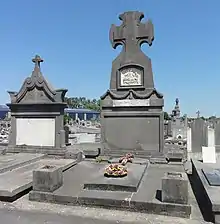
(107, 11, 156, 91)
(101, 11, 164, 157)
(110, 11, 154, 50)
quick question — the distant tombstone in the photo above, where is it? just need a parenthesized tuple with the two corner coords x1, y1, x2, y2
(202, 146, 216, 163)
(101, 11, 164, 156)
(207, 127, 215, 147)
(167, 120, 172, 136)
(191, 119, 208, 153)
(64, 125, 70, 146)
(214, 121, 220, 152)
(7, 55, 68, 155)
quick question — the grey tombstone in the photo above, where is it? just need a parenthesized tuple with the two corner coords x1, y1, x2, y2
(167, 120, 172, 137)
(7, 55, 68, 155)
(214, 120, 220, 152)
(64, 125, 70, 146)
(100, 11, 164, 157)
(191, 118, 208, 154)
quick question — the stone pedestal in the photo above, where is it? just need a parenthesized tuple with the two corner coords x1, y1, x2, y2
(33, 165, 63, 192)
(162, 172, 188, 204)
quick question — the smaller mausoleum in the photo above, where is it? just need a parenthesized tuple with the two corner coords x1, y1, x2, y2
(6, 55, 68, 155)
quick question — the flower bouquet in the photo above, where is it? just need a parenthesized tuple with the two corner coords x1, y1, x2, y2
(119, 153, 134, 165)
(104, 163, 128, 177)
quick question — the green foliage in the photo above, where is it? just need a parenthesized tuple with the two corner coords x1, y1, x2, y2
(164, 112, 171, 120)
(64, 97, 101, 111)
(63, 113, 71, 125)
(95, 156, 103, 163)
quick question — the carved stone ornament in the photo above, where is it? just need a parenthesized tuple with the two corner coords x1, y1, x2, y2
(7, 55, 67, 104)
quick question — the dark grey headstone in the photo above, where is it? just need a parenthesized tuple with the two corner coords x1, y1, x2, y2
(191, 119, 208, 153)
(202, 168, 220, 186)
(100, 11, 164, 157)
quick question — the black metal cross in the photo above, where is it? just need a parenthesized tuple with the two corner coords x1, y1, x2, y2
(32, 55, 43, 68)
(109, 11, 154, 51)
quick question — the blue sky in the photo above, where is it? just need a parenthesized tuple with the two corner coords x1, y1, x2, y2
(0, 0, 220, 117)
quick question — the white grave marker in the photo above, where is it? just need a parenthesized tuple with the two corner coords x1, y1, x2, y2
(202, 146, 216, 163)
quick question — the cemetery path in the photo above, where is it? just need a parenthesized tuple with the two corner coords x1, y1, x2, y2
(0, 207, 211, 224)
(0, 195, 211, 224)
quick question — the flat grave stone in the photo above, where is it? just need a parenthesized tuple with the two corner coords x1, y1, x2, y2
(83, 163, 148, 192)
(202, 168, 220, 186)
(0, 153, 44, 174)
(0, 158, 76, 199)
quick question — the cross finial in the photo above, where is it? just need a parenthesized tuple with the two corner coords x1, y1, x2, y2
(32, 55, 43, 68)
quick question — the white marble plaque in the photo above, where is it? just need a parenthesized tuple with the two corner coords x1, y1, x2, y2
(202, 146, 216, 164)
(113, 99, 150, 107)
(16, 118, 55, 147)
(120, 69, 142, 86)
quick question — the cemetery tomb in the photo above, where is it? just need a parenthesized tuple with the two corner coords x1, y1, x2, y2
(29, 12, 193, 220)
(6, 55, 68, 155)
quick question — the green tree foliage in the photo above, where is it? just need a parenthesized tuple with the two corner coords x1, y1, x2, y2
(64, 97, 101, 111)
(164, 112, 171, 120)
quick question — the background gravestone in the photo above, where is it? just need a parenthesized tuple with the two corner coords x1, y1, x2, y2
(101, 11, 164, 157)
(7, 55, 68, 155)
(214, 120, 220, 153)
(191, 118, 208, 153)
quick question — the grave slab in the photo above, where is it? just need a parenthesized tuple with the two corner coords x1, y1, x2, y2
(84, 163, 148, 192)
(0, 158, 76, 200)
(191, 160, 220, 223)
(30, 161, 191, 218)
(0, 153, 45, 174)
(202, 168, 220, 186)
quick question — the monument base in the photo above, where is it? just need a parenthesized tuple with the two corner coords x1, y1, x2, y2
(6, 145, 67, 156)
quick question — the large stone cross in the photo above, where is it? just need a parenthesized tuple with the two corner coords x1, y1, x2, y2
(32, 55, 43, 68)
(110, 11, 154, 52)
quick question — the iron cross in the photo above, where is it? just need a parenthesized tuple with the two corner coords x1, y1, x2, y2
(109, 11, 154, 51)
(32, 55, 43, 68)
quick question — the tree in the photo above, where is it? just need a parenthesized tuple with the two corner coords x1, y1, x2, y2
(164, 112, 171, 120)
(64, 97, 101, 111)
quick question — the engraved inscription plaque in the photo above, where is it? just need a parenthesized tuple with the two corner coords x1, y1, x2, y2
(113, 99, 150, 107)
(120, 68, 142, 87)
(202, 168, 220, 186)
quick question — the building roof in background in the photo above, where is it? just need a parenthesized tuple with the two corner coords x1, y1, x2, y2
(0, 105, 9, 111)
(65, 108, 99, 114)
(0, 105, 100, 114)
